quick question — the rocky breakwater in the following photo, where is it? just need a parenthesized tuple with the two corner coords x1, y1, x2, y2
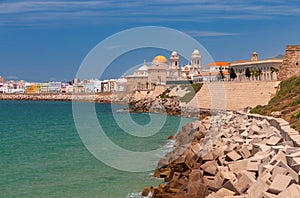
(143, 111, 300, 197)
(0, 93, 113, 103)
(130, 97, 208, 118)
(130, 97, 180, 116)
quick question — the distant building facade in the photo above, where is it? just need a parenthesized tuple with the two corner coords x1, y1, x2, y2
(193, 62, 230, 82)
(230, 52, 282, 81)
(125, 49, 203, 91)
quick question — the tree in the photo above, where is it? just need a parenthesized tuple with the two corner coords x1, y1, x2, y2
(228, 68, 237, 80)
(255, 69, 262, 80)
(245, 68, 251, 79)
(271, 66, 279, 74)
(217, 70, 225, 81)
(271, 66, 279, 80)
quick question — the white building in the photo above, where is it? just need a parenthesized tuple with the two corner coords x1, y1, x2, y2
(116, 78, 127, 92)
(230, 52, 282, 81)
(49, 82, 62, 93)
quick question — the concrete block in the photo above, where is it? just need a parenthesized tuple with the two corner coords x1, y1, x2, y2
(218, 155, 227, 165)
(172, 172, 181, 182)
(285, 147, 300, 156)
(271, 145, 285, 152)
(240, 131, 249, 138)
(268, 174, 293, 194)
(189, 170, 203, 182)
(247, 179, 269, 198)
(254, 143, 272, 153)
(232, 136, 245, 144)
(185, 148, 195, 162)
(278, 183, 300, 198)
(215, 188, 235, 197)
(273, 160, 299, 183)
(238, 146, 252, 159)
(247, 159, 259, 172)
(200, 161, 218, 175)
(187, 181, 207, 198)
(227, 150, 242, 161)
(237, 170, 256, 180)
(220, 170, 236, 181)
(288, 157, 300, 172)
(202, 152, 215, 161)
(270, 150, 287, 165)
(228, 159, 248, 173)
(233, 172, 256, 194)
(258, 169, 272, 185)
(283, 140, 294, 147)
(203, 174, 223, 190)
(259, 191, 278, 198)
(223, 178, 239, 194)
(191, 142, 201, 155)
(249, 124, 261, 135)
(266, 136, 282, 146)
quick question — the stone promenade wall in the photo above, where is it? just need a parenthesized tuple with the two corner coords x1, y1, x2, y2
(188, 81, 279, 111)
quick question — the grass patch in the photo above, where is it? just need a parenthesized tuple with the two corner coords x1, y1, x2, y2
(250, 76, 300, 131)
(159, 89, 175, 99)
(180, 83, 203, 103)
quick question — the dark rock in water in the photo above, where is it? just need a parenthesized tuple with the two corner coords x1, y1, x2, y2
(168, 135, 175, 140)
(141, 186, 153, 196)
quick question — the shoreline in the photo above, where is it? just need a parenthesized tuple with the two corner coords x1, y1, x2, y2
(0, 93, 218, 119)
(0, 93, 113, 103)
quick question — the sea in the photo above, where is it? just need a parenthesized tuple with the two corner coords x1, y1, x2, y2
(0, 100, 194, 198)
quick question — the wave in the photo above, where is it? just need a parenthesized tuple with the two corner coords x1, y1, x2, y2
(126, 192, 152, 198)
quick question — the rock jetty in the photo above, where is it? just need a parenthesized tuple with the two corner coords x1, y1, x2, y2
(144, 111, 300, 198)
(0, 93, 114, 103)
(130, 97, 211, 118)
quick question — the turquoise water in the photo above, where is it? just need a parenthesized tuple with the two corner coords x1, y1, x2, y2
(0, 101, 193, 197)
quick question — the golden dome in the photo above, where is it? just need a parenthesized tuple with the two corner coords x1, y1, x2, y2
(152, 55, 168, 64)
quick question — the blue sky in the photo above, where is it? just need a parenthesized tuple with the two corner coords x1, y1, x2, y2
(0, 0, 299, 81)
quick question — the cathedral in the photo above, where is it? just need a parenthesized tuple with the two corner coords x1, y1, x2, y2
(124, 49, 202, 90)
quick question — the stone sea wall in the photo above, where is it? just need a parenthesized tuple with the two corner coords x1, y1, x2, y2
(142, 111, 300, 197)
(0, 93, 113, 103)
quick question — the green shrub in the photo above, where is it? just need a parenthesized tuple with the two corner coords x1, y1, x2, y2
(291, 111, 300, 119)
(290, 97, 300, 107)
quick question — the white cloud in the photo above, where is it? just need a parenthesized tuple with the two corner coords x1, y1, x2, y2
(0, 1, 141, 14)
(185, 30, 242, 37)
(6, 76, 19, 80)
(105, 45, 122, 50)
(0, 0, 300, 26)
(48, 77, 56, 81)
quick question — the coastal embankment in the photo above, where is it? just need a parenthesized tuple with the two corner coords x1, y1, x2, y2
(0, 93, 114, 103)
(187, 81, 280, 111)
(143, 111, 300, 197)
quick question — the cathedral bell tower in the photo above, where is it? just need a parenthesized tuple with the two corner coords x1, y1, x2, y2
(191, 49, 201, 73)
(170, 51, 180, 70)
